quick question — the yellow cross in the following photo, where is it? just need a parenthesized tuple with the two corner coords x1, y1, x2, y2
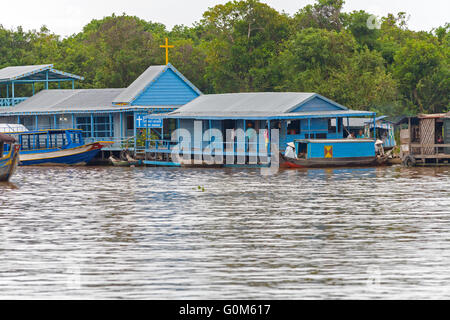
(324, 146, 333, 158)
(160, 37, 174, 65)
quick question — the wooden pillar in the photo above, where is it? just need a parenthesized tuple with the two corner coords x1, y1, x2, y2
(336, 117, 338, 137)
(268, 120, 271, 157)
(90, 113, 94, 138)
(11, 82, 15, 106)
(373, 116, 377, 139)
(109, 113, 113, 137)
(120, 112, 123, 138)
(45, 71, 49, 90)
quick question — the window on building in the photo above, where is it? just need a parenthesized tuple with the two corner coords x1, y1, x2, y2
(76, 117, 91, 138)
(76, 116, 113, 138)
(94, 116, 113, 138)
(287, 120, 301, 135)
(127, 116, 134, 130)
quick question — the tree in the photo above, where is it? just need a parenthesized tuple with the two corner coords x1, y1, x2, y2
(293, 0, 345, 32)
(200, 0, 290, 92)
(393, 39, 448, 114)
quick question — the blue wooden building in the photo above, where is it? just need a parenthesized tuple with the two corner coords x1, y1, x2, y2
(143, 92, 377, 166)
(0, 63, 202, 154)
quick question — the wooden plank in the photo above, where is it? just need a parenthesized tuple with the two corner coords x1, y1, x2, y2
(420, 118, 435, 155)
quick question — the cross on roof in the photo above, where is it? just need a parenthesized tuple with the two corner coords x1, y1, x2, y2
(160, 38, 174, 65)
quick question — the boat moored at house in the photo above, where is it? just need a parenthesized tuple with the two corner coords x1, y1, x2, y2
(142, 92, 379, 168)
(0, 63, 202, 160)
(280, 139, 384, 168)
(0, 133, 20, 181)
(2, 129, 113, 166)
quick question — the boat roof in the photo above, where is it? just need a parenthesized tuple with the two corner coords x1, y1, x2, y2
(295, 139, 375, 143)
(2, 128, 82, 135)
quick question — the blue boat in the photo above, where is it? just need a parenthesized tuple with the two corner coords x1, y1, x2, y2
(2, 129, 113, 166)
(280, 139, 385, 168)
(0, 133, 20, 181)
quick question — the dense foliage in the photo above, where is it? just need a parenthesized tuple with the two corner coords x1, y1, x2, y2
(0, 0, 448, 116)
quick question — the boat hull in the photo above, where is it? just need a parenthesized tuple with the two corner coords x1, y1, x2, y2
(0, 144, 20, 181)
(18, 142, 113, 166)
(280, 154, 379, 168)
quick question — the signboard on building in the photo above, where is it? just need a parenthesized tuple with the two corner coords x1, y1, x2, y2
(135, 114, 163, 128)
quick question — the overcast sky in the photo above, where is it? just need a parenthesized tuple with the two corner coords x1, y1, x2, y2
(0, 0, 448, 37)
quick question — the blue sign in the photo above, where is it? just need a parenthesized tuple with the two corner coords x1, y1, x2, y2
(135, 114, 163, 128)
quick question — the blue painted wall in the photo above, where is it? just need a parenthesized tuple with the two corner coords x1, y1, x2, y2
(132, 69, 200, 106)
(291, 96, 344, 112)
(308, 141, 374, 158)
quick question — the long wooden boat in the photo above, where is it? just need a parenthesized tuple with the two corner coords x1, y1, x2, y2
(0, 133, 20, 181)
(2, 129, 113, 166)
(280, 139, 386, 168)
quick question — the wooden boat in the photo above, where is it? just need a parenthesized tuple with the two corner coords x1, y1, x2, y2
(2, 129, 113, 166)
(280, 139, 386, 168)
(0, 133, 20, 181)
(109, 155, 141, 167)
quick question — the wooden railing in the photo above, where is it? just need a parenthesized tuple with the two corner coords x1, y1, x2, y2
(409, 143, 450, 156)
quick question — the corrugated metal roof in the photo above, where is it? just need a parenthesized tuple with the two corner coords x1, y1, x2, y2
(0, 89, 124, 114)
(169, 92, 318, 117)
(156, 106, 375, 120)
(0, 65, 52, 81)
(0, 64, 84, 82)
(166, 92, 362, 119)
(113, 65, 166, 104)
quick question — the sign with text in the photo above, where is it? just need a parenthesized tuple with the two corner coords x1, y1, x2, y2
(135, 114, 163, 128)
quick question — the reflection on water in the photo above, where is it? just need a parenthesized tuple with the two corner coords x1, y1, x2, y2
(0, 165, 449, 299)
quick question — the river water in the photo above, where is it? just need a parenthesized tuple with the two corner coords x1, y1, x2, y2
(0, 165, 449, 299)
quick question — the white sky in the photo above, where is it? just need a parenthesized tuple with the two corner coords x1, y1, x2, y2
(0, 0, 448, 37)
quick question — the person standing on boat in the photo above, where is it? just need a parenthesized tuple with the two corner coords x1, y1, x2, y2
(284, 142, 296, 158)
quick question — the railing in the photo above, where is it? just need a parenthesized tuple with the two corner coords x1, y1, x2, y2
(0, 97, 29, 107)
(409, 143, 450, 156)
(85, 136, 135, 151)
(145, 139, 271, 157)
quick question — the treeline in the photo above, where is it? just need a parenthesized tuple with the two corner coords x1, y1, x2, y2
(0, 0, 448, 116)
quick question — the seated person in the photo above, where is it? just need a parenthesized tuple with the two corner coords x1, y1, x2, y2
(356, 130, 365, 139)
(347, 132, 355, 139)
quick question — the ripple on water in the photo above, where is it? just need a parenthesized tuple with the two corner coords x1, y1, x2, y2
(0, 165, 449, 299)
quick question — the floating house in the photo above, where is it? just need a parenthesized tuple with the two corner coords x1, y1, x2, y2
(144, 92, 377, 166)
(397, 113, 450, 166)
(0, 63, 202, 156)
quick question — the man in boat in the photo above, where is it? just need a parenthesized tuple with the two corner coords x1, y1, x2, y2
(347, 132, 356, 139)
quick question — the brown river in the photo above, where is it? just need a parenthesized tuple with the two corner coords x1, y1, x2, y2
(0, 165, 449, 299)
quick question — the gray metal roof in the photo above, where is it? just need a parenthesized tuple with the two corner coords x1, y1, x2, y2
(113, 65, 166, 104)
(0, 64, 84, 82)
(0, 89, 124, 114)
(160, 109, 375, 120)
(169, 92, 318, 117)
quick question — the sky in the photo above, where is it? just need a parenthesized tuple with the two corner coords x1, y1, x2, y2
(0, 0, 448, 37)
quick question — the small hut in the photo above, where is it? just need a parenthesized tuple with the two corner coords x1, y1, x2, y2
(397, 112, 450, 166)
